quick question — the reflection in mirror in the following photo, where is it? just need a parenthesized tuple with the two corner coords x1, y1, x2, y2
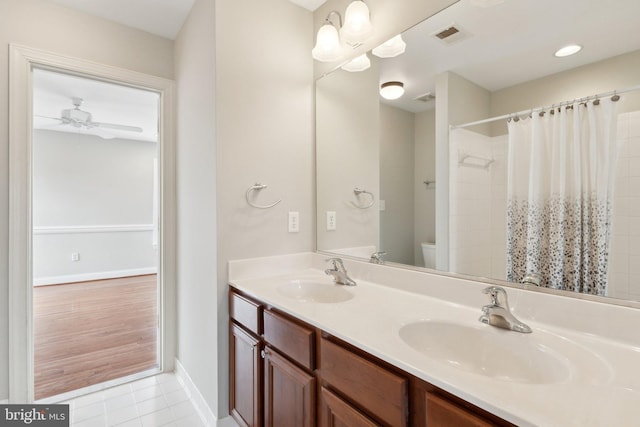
(316, 0, 640, 302)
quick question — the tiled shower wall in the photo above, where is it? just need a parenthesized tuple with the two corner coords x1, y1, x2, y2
(449, 129, 508, 280)
(609, 110, 640, 300)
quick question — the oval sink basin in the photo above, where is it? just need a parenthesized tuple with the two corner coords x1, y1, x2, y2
(277, 279, 354, 303)
(399, 320, 570, 384)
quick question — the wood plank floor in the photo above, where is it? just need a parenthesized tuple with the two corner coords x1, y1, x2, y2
(33, 274, 159, 400)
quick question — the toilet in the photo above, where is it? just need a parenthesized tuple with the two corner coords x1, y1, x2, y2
(421, 242, 436, 269)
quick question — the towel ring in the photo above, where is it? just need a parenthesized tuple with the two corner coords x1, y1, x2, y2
(350, 188, 375, 209)
(245, 183, 281, 209)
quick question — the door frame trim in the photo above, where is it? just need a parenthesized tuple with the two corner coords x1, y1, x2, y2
(8, 44, 177, 403)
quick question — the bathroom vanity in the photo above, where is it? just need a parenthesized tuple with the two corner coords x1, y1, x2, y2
(229, 289, 511, 427)
(228, 253, 640, 427)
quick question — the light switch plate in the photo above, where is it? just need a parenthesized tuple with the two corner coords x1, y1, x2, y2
(327, 211, 336, 231)
(288, 211, 300, 233)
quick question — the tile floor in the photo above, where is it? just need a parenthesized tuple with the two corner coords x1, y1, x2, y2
(63, 373, 206, 427)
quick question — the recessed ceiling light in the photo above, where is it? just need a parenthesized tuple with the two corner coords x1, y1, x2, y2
(554, 44, 582, 57)
(380, 81, 404, 100)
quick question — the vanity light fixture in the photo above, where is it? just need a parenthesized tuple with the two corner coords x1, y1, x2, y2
(380, 81, 404, 100)
(312, 2, 373, 63)
(554, 44, 582, 57)
(340, 1, 373, 46)
(312, 12, 344, 62)
(341, 53, 371, 72)
(372, 34, 406, 58)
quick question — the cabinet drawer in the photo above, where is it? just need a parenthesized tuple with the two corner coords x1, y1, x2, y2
(319, 387, 379, 427)
(319, 337, 407, 427)
(230, 291, 262, 335)
(425, 392, 494, 427)
(263, 309, 315, 370)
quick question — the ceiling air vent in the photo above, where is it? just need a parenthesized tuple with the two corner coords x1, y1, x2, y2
(432, 24, 470, 45)
(414, 92, 436, 103)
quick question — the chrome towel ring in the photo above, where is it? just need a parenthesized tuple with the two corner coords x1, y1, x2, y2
(350, 188, 375, 209)
(245, 183, 281, 209)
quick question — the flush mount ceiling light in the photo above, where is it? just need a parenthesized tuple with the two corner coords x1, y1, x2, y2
(372, 34, 406, 58)
(341, 53, 371, 72)
(340, 1, 373, 46)
(554, 44, 582, 57)
(380, 81, 405, 100)
(312, 12, 344, 62)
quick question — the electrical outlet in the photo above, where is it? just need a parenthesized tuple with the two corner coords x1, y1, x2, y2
(71, 252, 80, 262)
(288, 211, 300, 233)
(327, 211, 336, 231)
(380, 200, 386, 211)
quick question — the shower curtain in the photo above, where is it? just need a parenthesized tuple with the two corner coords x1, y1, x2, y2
(506, 98, 619, 296)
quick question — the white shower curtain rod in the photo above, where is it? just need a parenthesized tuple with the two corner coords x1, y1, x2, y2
(451, 84, 640, 130)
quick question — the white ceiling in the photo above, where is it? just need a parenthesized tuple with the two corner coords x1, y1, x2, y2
(288, 0, 327, 11)
(378, 0, 640, 112)
(47, 0, 324, 38)
(33, 69, 159, 143)
(49, 0, 196, 39)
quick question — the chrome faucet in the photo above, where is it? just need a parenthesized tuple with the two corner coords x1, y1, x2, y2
(369, 251, 387, 264)
(324, 258, 357, 286)
(479, 286, 531, 333)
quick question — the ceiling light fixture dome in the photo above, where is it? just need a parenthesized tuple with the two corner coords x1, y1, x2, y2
(380, 81, 405, 100)
(341, 53, 371, 72)
(372, 35, 406, 58)
(554, 44, 582, 57)
(340, 1, 373, 46)
(312, 21, 343, 62)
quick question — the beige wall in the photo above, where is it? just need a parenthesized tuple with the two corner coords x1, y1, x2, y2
(316, 63, 380, 254)
(380, 104, 415, 264)
(174, 0, 218, 415)
(490, 50, 640, 135)
(215, 0, 314, 417)
(414, 109, 436, 267)
(0, 0, 174, 401)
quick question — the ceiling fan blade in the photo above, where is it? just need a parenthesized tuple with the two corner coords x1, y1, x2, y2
(90, 128, 117, 140)
(93, 122, 143, 133)
(34, 115, 63, 122)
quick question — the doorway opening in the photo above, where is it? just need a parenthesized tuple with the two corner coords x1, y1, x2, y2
(31, 68, 161, 400)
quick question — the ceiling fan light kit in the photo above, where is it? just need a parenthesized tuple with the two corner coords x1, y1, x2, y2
(36, 97, 143, 139)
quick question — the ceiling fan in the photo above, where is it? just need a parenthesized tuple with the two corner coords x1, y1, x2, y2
(35, 97, 143, 138)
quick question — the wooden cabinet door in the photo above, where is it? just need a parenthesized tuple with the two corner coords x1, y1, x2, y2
(264, 347, 316, 427)
(230, 323, 262, 427)
(319, 387, 379, 427)
(425, 392, 495, 427)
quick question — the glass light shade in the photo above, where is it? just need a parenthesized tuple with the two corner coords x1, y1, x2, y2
(554, 44, 582, 57)
(312, 23, 343, 62)
(341, 53, 371, 72)
(372, 35, 406, 58)
(380, 81, 404, 100)
(340, 1, 373, 46)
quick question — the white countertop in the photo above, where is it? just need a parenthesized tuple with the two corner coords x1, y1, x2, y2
(228, 253, 640, 427)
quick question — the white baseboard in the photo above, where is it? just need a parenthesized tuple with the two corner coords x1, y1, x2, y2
(33, 267, 157, 286)
(0, 398, 7, 404)
(174, 359, 215, 427)
(174, 359, 238, 427)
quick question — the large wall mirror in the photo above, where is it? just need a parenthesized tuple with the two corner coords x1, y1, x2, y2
(316, 0, 640, 303)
